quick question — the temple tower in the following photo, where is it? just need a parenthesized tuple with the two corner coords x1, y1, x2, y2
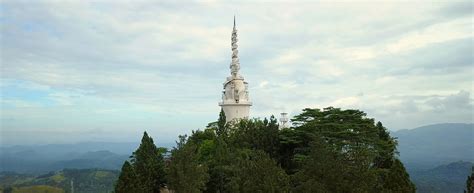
(218, 17, 252, 123)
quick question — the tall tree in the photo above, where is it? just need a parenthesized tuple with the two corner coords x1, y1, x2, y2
(115, 132, 166, 193)
(373, 121, 397, 169)
(281, 108, 379, 173)
(130, 131, 166, 193)
(115, 161, 137, 193)
(372, 122, 416, 193)
(167, 135, 209, 193)
(216, 108, 227, 137)
(286, 107, 415, 192)
(465, 166, 473, 193)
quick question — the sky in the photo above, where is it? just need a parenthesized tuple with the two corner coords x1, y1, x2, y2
(1, 0, 473, 145)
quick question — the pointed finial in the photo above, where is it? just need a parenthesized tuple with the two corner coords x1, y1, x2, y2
(230, 15, 240, 77)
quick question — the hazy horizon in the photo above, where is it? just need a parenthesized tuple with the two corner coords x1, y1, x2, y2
(1, 1, 473, 145)
(1, 122, 472, 147)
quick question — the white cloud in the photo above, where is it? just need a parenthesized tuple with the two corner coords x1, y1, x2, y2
(1, 0, 472, 144)
(385, 17, 472, 54)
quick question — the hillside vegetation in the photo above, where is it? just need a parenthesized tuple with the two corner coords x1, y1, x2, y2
(11, 185, 64, 193)
(115, 107, 416, 193)
(0, 169, 118, 193)
(411, 161, 473, 193)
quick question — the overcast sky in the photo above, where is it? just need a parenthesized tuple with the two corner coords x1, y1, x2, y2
(1, 0, 472, 145)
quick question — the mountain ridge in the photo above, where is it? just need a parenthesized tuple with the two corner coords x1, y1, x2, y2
(393, 123, 473, 170)
(411, 161, 473, 193)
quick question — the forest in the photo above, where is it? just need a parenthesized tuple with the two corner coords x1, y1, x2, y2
(115, 107, 418, 193)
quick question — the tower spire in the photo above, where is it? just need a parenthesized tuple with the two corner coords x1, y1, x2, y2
(230, 16, 240, 77)
(219, 16, 252, 123)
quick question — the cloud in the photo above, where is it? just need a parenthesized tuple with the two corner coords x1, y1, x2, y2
(1, 0, 472, 145)
(425, 90, 473, 111)
(385, 17, 471, 54)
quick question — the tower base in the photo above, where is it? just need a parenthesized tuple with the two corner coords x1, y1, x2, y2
(219, 102, 251, 123)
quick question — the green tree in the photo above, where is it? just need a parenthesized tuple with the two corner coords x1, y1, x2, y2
(292, 137, 337, 193)
(293, 136, 376, 193)
(164, 107, 415, 192)
(115, 131, 166, 193)
(168, 135, 210, 193)
(465, 166, 473, 193)
(115, 161, 137, 193)
(280, 108, 379, 173)
(372, 122, 416, 193)
(285, 107, 414, 192)
(216, 108, 227, 137)
(229, 149, 290, 193)
(130, 131, 166, 192)
(278, 127, 303, 174)
(188, 129, 217, 147)
(373, 121, 397, 169)
(205, 138, 235, 193)
(382, 159, 416, 193)
(228, 117, 280, 159)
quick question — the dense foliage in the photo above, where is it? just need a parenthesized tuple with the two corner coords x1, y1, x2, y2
(115, 132, 166, 193)
(167, 135, 209, 193)
(116, 107, 416, 193)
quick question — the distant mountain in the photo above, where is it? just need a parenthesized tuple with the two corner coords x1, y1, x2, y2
(393, 123, 474, 171)
(411, 161, 473, 193)
(49, 150, 129, 171)
(0, 142, 174, 173)
(0, 142, 142, 158)
(1, 141, 174, 155)
(0, 150, 128, 173)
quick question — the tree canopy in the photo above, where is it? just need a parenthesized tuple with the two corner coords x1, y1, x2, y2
(116, 107, 416, 193)
(115, 131, 166, 193)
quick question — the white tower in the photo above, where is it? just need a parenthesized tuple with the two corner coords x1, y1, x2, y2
(219, 17, 252, 123)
